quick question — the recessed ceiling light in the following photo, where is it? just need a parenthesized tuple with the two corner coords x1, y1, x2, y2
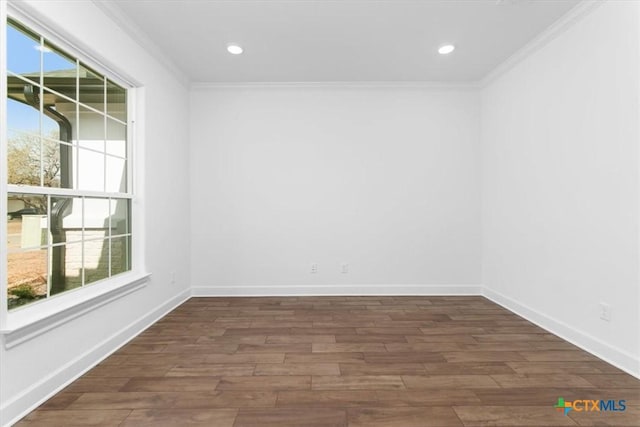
(227, 44, 243, 55)
(438, 44, 455, 55)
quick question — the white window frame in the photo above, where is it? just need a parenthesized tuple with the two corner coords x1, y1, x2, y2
(0, 3, 149, 347)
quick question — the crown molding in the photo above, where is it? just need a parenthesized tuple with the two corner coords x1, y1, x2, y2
(90, 0, 190, 88)
(191, 81, 481, 90)
(481, 0, 602, 88)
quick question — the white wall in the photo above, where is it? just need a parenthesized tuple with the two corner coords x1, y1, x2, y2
(481, 1, 640, 376)
(190, 86, 481, 294)
(1, 1, 191, 424)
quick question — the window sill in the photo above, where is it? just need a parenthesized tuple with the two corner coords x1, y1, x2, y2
(1, 272, 151, 349)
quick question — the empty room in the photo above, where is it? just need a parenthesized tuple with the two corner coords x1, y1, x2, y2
(1, 0, 639, 426)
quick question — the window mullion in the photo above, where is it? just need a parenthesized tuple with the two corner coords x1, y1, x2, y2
(46, 195, 51, 298)
(7, 185, 131, 199)
(1, 0, 9, 324)
(81, 196, 85, 287)
(39, 35, 44, 188)
(108, 198, 112, 278)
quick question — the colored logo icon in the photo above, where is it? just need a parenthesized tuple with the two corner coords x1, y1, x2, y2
(554, 397, 573, 415)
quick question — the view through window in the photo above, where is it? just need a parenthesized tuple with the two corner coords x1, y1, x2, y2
(6, 18, 132, 309)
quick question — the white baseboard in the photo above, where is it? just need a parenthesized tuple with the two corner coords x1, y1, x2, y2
(1, 289, 191, 427)
(482, 287, 640, 379)
(191, 284, 483, 297)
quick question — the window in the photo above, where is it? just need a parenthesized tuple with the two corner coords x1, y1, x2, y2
(5, 18, 132, 310)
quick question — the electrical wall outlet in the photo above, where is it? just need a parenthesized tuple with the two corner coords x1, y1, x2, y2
(341, 263, 349, 274)
(599, 302, 612, 322)
(310, 263, 318, 274)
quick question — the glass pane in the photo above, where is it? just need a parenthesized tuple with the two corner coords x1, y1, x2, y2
(79, 63, 105, 112)
(7, 21, 40, 78)
(78, 106, 105, 151)
(84, 197, 110, 233)
(84, 239, 110, 285)
(111, 199, 130, 236)
(50, 242, 82, 295)
(106, 79, 126, 121)
(50, 196, 83, 244)
(7, 130, 41, 186)
(7, 194, 48, 249)
(111, 235, 131, 276)
(43, 41, 76, 100)
(42, 89, 75, 143)
(42, 111, 60, 142)
(77, 148, 105, 192)
(42, 139, 62, 188)
(7, 97, 39, 136)
(106, 156, 127, 193)
(106, 118, 126, 158)
(7, 74, 38, 118)
(7, 248, 48, 309)
(52, 143, 77, 190)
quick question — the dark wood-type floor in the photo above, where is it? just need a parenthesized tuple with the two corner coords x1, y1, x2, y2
(17, 296, 640, 426)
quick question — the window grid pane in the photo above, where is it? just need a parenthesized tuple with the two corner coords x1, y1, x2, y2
(5, 18, 132, 310)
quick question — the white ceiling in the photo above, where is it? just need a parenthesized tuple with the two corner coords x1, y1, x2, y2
(110, 0, 580, 83)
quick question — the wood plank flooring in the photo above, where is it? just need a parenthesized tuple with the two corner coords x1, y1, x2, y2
(16, 296, 640, 426)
